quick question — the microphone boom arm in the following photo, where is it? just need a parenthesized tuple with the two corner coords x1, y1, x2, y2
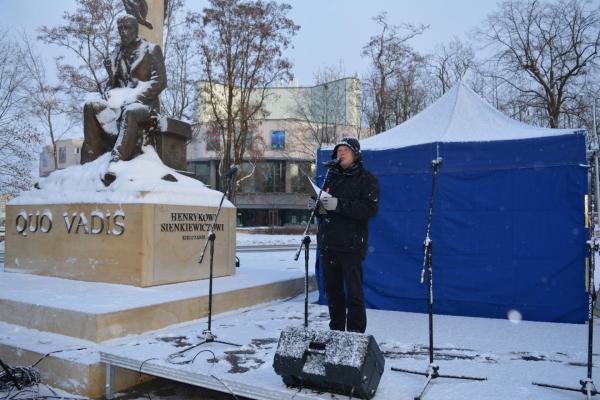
(294, 166, 334, 261)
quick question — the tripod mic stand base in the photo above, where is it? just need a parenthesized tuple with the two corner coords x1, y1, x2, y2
(533, 379, 599, 397)
(196, 329, 241, 347)
(392, 363, 486, 400)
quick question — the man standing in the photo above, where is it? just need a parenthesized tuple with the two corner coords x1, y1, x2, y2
(81, 14, 167, 164)
(315, 137, 379, 333)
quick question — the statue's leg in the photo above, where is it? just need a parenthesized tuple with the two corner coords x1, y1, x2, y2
(82, 102, 116, 164)
(112, 105, 151, 162)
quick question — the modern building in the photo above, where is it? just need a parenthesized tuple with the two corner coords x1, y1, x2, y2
(0, 194, 9, 238)
(39, 138, 84, 177)
(187, 77, 366, 226)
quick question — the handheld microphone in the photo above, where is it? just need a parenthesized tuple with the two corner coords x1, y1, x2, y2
(322, 158, 341, 168)
(224, 164, 239, 178)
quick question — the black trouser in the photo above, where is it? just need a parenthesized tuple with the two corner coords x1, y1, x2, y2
(321, 251, 366, 333)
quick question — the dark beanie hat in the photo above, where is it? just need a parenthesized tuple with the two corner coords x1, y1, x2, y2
(332, 137, 361, 159)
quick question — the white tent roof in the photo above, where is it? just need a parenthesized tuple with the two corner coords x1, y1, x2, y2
(359, 82, 581, 151)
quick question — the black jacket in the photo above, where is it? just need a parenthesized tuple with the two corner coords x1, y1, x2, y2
(317, 163, 380, 258)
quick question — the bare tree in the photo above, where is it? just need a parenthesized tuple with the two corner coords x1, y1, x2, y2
(20, 35, 75, 170)
(478, 0, 600, 128)
(0, 33, 42, 196)
(161, 0, 200, 120)
(361, 12, 428, 133)
(389, 52, 429, 126)
(194, 0, 299, 200)
(430, 37, 475, 96)
(38, 0, 123, 104)
(286, 65, 356, 159)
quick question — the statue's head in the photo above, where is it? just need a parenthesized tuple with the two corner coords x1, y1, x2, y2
(117, 14, 139, 48)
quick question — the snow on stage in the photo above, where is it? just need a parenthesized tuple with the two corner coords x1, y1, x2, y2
(100, 289, 599, 400)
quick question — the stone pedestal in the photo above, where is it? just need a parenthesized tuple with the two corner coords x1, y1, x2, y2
(155, 117, 192, 171)
(5, 203, 236, 287)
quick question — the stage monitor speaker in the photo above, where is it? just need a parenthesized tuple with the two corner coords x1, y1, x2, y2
(273, 326, 385, 399)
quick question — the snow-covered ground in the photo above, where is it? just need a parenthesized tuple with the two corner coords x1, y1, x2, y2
(98, 291, 598, 400)
(236, 232, 315, 247)
(2, 290, 598, 400)
(0, 243, 598, 400)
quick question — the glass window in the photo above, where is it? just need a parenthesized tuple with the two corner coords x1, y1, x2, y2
(58, 147, 67, 164)
(271, 130, 285, 150)
(206, 130, 220, 151)
(41, 152, 49, 168)
(187, 161, 211, 186)
(282, 209, 309, 225)
(245, 131, 253, 146)
(239, 161, 286, 193)
(289, 161, 316, 193)
(74, 147, 80, 155)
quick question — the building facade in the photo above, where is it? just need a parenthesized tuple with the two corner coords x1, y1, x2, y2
(39, 138, 84, 177)
(187, 78, 365, 226)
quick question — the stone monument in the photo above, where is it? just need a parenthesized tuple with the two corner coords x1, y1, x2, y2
(82, 0, 189, 177)
(5, 0, 236, 286)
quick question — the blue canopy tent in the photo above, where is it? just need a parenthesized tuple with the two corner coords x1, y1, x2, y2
(316, 82, 588, 323)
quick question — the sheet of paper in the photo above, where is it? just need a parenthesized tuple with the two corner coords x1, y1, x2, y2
(306, 177, 331, 198)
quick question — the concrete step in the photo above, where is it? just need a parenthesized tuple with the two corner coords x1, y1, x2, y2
(0, 321, 149, 398)
(0, 270, 313, 343)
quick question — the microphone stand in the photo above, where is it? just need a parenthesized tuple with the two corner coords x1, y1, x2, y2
(195, 168, 241, 347)
(391, 157, 486, 400)
(532, 103, 599, 399)
(294, 162, 336, 328)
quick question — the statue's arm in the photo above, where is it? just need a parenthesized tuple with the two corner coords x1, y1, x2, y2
(104, 51, 118, 90)
(136, 44, 167, 103)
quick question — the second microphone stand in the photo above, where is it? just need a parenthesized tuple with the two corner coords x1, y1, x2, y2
(391, 157, 486, 400)
(294, 163, 336, 327)
(195, 168, 240, 347)
(532, 112, 600, 399)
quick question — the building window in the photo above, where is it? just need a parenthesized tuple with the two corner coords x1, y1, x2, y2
(58, 147, 67, 164)
(187, 161, 211, 186)
(289, 161, 316, 193)
(245, 131, 253, 146)
(206, 130, 221, 151)
(41, 152, 49, 168)
(239, 161, 286, 193)
(271, 130, 285, 150)
(74, 147, 80, 155)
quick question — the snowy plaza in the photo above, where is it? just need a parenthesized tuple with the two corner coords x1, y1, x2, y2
(0, 242, 598, 400)
(3, 0, 600, 398)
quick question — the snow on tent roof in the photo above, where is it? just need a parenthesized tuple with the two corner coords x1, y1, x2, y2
(358, 81, 582, 151)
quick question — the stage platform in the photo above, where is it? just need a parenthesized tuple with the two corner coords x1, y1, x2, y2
(0, 249, 316, 397)
(98, 295, 600, 400)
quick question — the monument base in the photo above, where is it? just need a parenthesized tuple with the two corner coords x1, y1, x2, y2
(5, 203, 236, 287)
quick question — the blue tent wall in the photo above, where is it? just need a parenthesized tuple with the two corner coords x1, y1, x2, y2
(316, 134, 588, 323)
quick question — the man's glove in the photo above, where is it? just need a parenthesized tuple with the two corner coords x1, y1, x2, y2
(308, 197, 327, 214)
(320, 197, 338, 211)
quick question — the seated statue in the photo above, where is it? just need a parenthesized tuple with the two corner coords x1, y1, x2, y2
(81, 14, 167, 164)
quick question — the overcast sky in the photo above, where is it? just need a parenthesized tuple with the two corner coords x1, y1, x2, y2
(4, 0, 501, 85)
